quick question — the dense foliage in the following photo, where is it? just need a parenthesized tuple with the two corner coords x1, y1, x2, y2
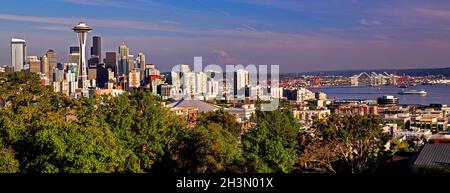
(0, 72, 414, 173)
(242, 110, 300, 173)
(298, 114, 390, 173)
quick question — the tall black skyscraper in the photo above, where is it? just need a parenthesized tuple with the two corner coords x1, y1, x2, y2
(104, 52, 117, 72)
(89, 36, 101, 68)
(91, 36, 101, 59)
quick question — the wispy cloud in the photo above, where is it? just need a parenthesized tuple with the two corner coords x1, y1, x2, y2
(414, 8, 450, 21)
(0, 14, 189, 34)
(33, 25, 68, 32)
(0, 13, 319, 43)
(240, 24, 257, 31)
(360, 19, 370, 26)
(63, 0, 125, 7)
(360, 19, 382, 26)
(0, 14, 73, 25)
(161, 20, 180, 25)
(225, 0, 308, 12)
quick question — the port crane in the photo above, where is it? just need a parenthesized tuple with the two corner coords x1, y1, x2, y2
(350, 72, 397, 87)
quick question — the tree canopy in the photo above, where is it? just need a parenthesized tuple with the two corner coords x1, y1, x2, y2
(298, 114, 389, 173)
(0, 72, 420, 174)
(241, 110, 300, 173)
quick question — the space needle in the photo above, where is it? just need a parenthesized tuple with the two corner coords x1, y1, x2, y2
(73, 22, 92, 98)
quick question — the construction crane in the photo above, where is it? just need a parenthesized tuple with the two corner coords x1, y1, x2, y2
(310, 73, 324, 88)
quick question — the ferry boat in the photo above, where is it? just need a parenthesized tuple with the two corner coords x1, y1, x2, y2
(398, 89, 427, 95)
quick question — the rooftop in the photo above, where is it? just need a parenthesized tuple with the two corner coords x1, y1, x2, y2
(11, 38, 26, 43)
(430, 133, 450, 140)
(167, 97, 219, 113)
(380, 95, 397, 99)
(412, 144, 450, 167)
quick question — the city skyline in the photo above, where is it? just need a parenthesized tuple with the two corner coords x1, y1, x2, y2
(1, 0, 450, 72)
(1, 0, 450, 180)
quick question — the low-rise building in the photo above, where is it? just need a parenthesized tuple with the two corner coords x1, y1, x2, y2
(332, 103, 378, 116)
(94, 89, 125, 97)
(293, 109, 330, 126)
(377, 95, 399, 106)
(413, 116, 448, 132)
(283, 88, 315, 103)
(225, 104, 256, 123)
(393, 127, 432, 141)
(428, 133, 450, 144)
(411, 144, 450, 170)
(166, 97, 219, 127)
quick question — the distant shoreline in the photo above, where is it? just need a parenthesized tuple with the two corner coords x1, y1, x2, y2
(282, 67, 450, 77)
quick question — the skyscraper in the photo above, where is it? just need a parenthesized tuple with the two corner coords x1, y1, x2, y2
(104, 52, 117, 73)
(88, 67, 97, 81)
(128, 68, 140, 89)
(207, 78, 219, 96)
(119, 42, 129, 76)
(70, 46, 79, 54)
(196, 72, 207, 94)
(119, 42, 129, 58)
(40, 55, 48, 78)
(234, 69, 249, 98)
(137, 53, 145, 69)
(170, 71, 181, 92)
(68, 54, 79, 66)
(180, 64, 190, 74)
(73, 22, 92, 97)
(88, 36, 101, 68)
(68, 46, 80, 68)
(96, 63, 108, 89)
(26, 56, 41, 73)
(91, 36, 101, 59)
(183, 72, 196, 94)
(46, 50, 57, 79)
(11, 38, 26, 72)
(127, 54, 135, 73)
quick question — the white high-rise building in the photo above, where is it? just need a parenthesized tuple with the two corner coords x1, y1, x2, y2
(270, 87, 284, 99)
(170, 71, 181, 92)
(11, 38, 26, 72)
(196, 72, 208, 94)
(234, 69, 249, 98)
(247, 85, 263, 100)
(180, 64, 190, 74)
(183, 72, 197, 95)
(207, 78, 219, 96)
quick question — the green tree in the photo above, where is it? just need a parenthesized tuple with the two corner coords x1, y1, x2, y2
(99, 91, 184, 172)
(169, 122, 243, 173)
(241, 110, 299, 173)
(197, 110, 242, 137)
(0, 72, 138, 173)
(0, 141, 19, 173)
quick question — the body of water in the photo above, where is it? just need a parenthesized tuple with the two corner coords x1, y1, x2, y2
(309, 84, 450, 105)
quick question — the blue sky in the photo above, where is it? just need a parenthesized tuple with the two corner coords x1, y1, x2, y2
(1, 0, 450, 72)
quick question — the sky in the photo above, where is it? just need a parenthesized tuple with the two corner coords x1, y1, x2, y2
(1, 0, 450, 72)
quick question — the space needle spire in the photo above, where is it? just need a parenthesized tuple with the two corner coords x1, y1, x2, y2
(73, 22, 92, 98)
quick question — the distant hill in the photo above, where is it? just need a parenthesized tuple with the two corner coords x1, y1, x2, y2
(284, 67, 450, 77)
